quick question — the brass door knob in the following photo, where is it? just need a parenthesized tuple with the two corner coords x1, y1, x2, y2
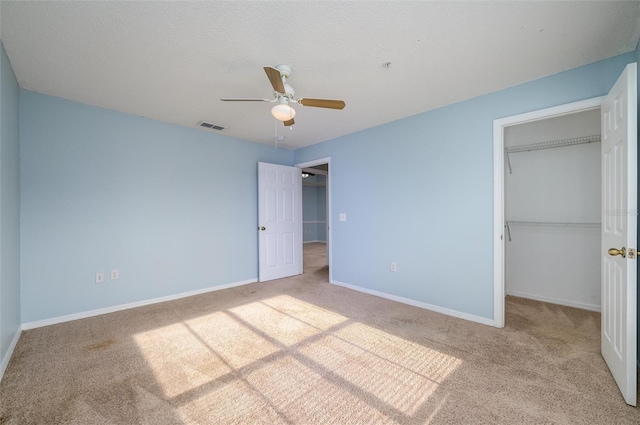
(259, 226, 266, 231)
(608, 247, 626, 258)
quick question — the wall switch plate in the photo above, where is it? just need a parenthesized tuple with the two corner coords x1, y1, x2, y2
(339, 213, 347, 222)
(96, 272, 104, 283)
(391, 262, 397, 272)
(111, 269, 119, 280)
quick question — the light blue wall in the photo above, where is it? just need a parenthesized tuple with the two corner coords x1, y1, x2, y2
(20, 91, 293, 322)
(317, 185, 326, 241)
(0, 42, 21, 362)
(295, 52, 635, 320)
(10, 49, 638, 325)
(303, 175, 327, 242)
(303, 182, 319, 242)
(302, 174, 327, 242)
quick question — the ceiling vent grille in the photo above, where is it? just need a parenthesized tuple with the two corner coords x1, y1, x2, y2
(199, 121, 225, 131)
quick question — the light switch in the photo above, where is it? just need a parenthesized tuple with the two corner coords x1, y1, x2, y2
(339, 213, 346, 222)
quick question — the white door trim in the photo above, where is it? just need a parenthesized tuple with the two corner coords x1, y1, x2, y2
(295, 157, 332, 282)
(492, 97, 604, 328)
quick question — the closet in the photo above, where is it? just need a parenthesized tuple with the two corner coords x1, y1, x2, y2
(505, 108, 601, 311)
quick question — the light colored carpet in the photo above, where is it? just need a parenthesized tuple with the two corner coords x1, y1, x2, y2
(1, 242, 638, 424)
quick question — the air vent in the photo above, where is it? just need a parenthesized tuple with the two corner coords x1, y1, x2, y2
(199, 121, 225, 131)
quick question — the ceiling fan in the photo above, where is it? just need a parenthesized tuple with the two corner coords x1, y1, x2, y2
(221, 64, 346, 127)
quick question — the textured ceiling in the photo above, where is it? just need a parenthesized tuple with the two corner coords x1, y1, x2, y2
(2, 1, 639, 149)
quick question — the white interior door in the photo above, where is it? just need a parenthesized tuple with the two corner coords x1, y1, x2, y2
(258, 162, 302, 282)
(601, 63, 637, 406)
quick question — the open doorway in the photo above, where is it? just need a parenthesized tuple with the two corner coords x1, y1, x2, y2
(504, 108, 601, 312)
(296, 158, 331, 281)
(498, 108, 606, 390)
(493, 97, 604, 327)
(494, 65, 638, 406)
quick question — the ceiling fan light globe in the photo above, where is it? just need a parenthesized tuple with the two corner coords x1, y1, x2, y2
(271, 104, 296, 121)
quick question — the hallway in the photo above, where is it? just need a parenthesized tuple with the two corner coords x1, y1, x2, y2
(303, 242, 327, 277)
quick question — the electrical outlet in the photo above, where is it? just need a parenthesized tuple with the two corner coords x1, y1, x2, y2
(96, 272, 104, 284)
(111, 269, 119, 280)
(391, 262, 397, 272)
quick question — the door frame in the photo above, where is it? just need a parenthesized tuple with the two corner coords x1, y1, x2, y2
(295, 157, 332, 281)
(493, 97, 604, 328)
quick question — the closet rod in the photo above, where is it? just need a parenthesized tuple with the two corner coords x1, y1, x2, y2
(505, 134, 600, 174)
(505, 220, 601, 242)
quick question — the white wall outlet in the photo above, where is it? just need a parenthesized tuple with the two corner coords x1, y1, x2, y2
(96, 272, 104, 283)
(110, 269, 119, 280)
(339, 213, 347, 222)
(390, 262, 397, 272)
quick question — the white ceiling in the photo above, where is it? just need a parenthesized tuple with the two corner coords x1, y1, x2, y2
(2, 1, 639, 149)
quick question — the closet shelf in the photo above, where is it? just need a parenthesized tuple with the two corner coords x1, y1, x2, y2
(505, 134, 600, 174)
(507, 220, 601, 227)
(506, 134, 601, 154)
(505, 220, 601, 242)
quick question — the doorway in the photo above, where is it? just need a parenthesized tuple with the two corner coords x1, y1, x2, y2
(493, 97, 604, 327)
(504, 108, 601, 312)
(296, 158, 331, 282)
(495, 64, 637, 406)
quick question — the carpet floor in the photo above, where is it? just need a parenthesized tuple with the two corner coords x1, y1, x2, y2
(1, 242, 638, 424)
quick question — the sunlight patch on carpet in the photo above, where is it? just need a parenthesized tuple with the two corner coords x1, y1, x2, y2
(132, 295, 462, 421)
(133, 312, 280, 398)
(259, 295, 349, 330)
(324, 322, 462, 415)
(184, 312, 280, 369)
(228, 295, 348, 346)
(133, 320, 234, 398)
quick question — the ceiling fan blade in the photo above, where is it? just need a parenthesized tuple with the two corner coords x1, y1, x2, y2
(220, 98, 271, 102)
(284, 118, 295, 127)
(299, 98, 346, 109)
(264, 67, 285, 93)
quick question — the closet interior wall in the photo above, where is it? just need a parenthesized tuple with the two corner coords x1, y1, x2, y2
(505, 109, 601, 311)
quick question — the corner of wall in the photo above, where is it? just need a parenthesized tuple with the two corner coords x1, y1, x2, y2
(0, 38, 22, 382)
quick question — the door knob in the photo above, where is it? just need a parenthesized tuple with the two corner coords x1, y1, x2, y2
(259, 226, 266, 231)
(608, 247, 626, 258)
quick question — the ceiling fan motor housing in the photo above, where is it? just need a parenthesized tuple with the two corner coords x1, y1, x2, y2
(275, 64, 292, 79)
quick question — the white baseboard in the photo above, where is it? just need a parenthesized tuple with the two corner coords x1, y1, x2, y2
(0, 327, 22, 382)
(506, 290, 600, 312)
(303, 240, 326, 244)
(330, 280, 494, 327)
(22, 278, 257, 330)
